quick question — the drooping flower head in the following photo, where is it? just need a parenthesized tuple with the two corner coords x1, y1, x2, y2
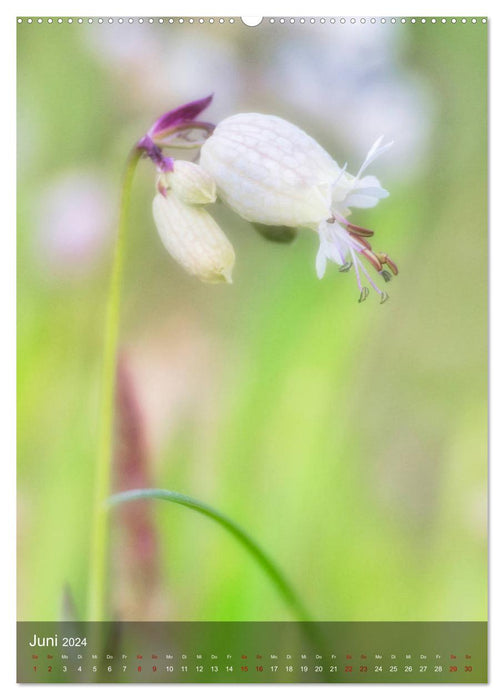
(199, 113, 397, 302)
(138, 97, 397, 300)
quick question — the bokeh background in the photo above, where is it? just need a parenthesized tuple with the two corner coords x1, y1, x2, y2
(17, 17, 487, 622)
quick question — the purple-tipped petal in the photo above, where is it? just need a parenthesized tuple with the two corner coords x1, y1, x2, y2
(138, 96, 214, 172)
(149, 94, 213, 137)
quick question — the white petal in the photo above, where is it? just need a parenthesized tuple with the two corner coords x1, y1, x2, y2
(344, 193, 384, 209)
(315, 243, 328, 279)
(356, 175, 385, 190)
(343, 175, 389, 209)
(354, 187, 389, 198)
(355, 136, 394, 179)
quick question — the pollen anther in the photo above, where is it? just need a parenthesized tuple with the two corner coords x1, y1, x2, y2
(376, 252, 399, 275)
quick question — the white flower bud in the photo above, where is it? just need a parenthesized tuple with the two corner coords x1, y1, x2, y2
(161, 160, 217, 205)
(152, 192, 235, 283)
(199, 113, 340, 227)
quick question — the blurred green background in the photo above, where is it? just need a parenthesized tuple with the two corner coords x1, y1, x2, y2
(17, 18, 487, 622)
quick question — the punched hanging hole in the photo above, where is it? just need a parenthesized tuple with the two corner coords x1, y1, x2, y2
(241, 17, 263, 26)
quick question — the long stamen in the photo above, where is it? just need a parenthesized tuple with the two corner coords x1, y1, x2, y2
(349, 232, 372, 250)
(360, 263, 382, 295)
(324, 218, 394, 302)
(346, 223, 374, 237)
(354, 251, 383, 296)
(349, 250, 373, 302)
(350, 249, 363, 293)
(360, 248, 383, 272)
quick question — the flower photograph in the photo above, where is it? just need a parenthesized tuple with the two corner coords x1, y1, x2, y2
(17, 16, 487, 644)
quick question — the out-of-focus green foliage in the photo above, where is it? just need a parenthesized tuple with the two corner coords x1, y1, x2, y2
(17, 20, 487, 622)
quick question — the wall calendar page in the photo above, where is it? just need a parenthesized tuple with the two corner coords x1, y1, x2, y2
(16, 14, 488, 685)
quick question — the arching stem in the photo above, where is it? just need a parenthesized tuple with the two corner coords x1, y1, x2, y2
(108, 488, 312, 621)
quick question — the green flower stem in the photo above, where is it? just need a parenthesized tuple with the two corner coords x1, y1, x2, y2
(108, 488, 312, 621)
(87, 147, 142, 621)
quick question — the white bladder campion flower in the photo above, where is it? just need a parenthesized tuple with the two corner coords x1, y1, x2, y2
(138, 96, 397, 301)
(200, 113, 396, 302)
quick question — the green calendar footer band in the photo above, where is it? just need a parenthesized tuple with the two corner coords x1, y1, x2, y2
(17, 621, 487, 683)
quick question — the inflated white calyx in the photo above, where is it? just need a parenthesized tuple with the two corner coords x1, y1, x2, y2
(160, 160, 217, 205)
(200, 113, 340, 227)
(152, 191, 235, 283)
